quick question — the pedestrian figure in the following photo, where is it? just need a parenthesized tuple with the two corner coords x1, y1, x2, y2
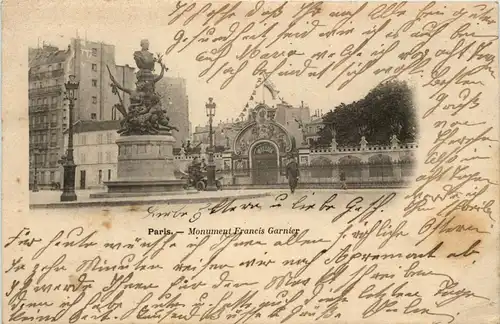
(286, 156, 300, 193)
(340, 171, 347, 190)
(201, 158, 207, 172)
(188, 157, 203, 184)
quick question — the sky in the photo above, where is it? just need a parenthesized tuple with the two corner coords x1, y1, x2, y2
(19, 1, 404, 128)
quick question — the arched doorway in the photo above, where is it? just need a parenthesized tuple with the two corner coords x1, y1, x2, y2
(251, 141, 279, 185)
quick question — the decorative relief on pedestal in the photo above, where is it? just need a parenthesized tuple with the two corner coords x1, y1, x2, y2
(138, 144, 146, 154)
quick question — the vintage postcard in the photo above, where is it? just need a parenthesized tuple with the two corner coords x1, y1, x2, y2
(2, 0, 499, 323)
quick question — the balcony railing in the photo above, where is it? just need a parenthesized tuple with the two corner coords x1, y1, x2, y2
(29, 69, 65, 80)
(29, 85, 63, 96)
(30, 104, 49, 112)
(31, 123, 49, 130)
(28, 73, 42, 81)
(30, 143, 49, 150)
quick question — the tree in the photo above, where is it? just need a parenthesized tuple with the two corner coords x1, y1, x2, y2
(317, 80, 417, 146)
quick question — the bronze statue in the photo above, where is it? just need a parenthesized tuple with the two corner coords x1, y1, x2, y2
(107, 39, 178, 136)
(134, 39, 156, 71)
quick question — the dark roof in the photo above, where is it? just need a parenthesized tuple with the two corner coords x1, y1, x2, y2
(65, 120, 121, 134)
(29, 47, 69, 67)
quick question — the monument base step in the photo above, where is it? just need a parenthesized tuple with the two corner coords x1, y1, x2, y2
(92, 179, 188, 197)
(90, 189, 197, 199)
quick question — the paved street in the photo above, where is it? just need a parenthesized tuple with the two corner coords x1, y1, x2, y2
(29, 188, 276, 208)
(28, 188, 405, 215)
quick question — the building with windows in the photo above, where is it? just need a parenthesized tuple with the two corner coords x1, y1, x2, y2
(155, 77, 189, 147)
(29, 39, 135, 188)
(113, 64, 135, 120)
(63, 120, 121, 189)
(192, 121, 243, 149)
(67, 38, 135, 121)
(29, 45, 69, 187)
(302, 116, 326, 146)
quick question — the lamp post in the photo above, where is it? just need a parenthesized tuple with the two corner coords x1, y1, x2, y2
(60, 75, 79, 202)
(31, 147, 40, 192)
(205, 97, 217, 191)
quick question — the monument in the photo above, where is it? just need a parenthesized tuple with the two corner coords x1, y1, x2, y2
(92, 39, 186, 196)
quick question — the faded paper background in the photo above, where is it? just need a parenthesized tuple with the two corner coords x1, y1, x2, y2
(2, 1, 499, 323)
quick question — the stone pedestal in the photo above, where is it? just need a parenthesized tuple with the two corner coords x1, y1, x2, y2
(98, 135, 186, 195)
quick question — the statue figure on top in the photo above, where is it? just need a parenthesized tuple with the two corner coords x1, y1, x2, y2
(360, 136, 368, 150)
(391, 134, 400, 148)
(134, 39, 156, 71)
(108, 39, 178, 136)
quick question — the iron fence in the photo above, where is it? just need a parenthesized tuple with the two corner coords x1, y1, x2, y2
(212, 162, 416, 188)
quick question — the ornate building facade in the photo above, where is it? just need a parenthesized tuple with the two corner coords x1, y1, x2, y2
(231, 103, 296, 185)
(173, 79, 418, 188)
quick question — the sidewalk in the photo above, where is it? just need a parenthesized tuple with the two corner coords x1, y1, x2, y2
(29, 189, 275, 209)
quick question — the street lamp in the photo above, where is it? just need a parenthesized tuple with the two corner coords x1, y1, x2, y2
(60, 75, 79, 202)
(205, 97, 217, 191)
(31, 147, 40, 192)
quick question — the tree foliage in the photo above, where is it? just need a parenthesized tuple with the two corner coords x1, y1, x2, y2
(317, 80, 418, 146)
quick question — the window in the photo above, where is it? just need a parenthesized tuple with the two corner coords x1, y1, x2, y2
(105, 151, 111, 162)
(52, 96, 58, 103)
(81, 135, 87, 145)
(92, 64, 97, 71)
(92, 48, 97, 56)
(31, 99, 35, 106)
(98, 170, 102, 184)
(58, 63, 62, 69)
(43, 97, 48, 105)
(106, 132, 112, 144)
(92, 79, 97, 87)
(91, 113, 97, 120)
(80, 153, 86, 164)
(51, 114, 57, 123)
(92, 96, 97, 104)
(97, 134, 103, 144)
(48, 65, 52, 72)
(107, 169, 111, 181)
(97, 152, 103, 163)
(37, 98, 42, 105)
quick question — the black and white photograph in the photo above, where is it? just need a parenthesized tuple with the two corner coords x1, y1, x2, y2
(3, 1, 499, 324)
(27, 38, 418, 205)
